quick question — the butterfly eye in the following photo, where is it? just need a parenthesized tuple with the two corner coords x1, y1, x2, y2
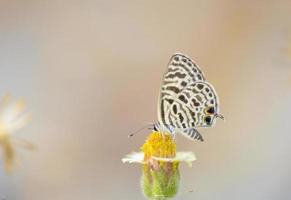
(205, 106, 215, 115)
(204, 116, 212, 125)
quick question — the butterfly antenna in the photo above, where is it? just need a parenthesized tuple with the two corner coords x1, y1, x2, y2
(128, 123, 154, 138)
(215, 113, 225, 121)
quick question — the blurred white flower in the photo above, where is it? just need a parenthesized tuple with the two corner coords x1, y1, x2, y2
(0, 95, 34, 172)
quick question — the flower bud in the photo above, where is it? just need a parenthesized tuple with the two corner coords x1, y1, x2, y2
(141, 132, 179, 199)
(122, 132, 196, 200)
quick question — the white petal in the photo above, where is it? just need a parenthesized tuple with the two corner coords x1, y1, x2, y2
(5, 113, 31, 133)
(122, 152, 144, 164)
(152, 151, 196, 166)
(175, 152, 196, 162)
(0, 97, 30, 134)
(0, 99, 25, 125)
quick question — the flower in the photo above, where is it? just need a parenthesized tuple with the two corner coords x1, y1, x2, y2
(122, 132, 196, 200)
(0, 95, 34, 172)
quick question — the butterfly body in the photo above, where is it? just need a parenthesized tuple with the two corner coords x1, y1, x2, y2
(155, 53, 223, 142)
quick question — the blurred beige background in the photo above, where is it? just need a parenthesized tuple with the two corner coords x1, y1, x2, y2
(0, 0, 291, 199)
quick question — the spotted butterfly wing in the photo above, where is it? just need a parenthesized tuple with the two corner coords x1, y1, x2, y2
(157, 53, 221, 142)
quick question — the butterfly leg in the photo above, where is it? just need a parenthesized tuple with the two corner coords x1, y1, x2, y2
(167, 125, 177, 140)
(171, 132, 176, 140)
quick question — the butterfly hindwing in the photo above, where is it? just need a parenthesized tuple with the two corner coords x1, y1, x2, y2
(167, 81, 219, 128)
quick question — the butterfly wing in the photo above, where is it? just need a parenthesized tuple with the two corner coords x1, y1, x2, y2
(157, 53, 205, 126)
(157, 53, 220, 141)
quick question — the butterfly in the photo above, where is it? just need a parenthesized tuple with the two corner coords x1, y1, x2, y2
(152, 53, 224, 142)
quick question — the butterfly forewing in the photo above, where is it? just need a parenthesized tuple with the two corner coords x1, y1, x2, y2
(158, 53, 205, 125)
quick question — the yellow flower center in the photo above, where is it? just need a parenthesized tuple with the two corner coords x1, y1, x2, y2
(141, 132, 176, 160)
